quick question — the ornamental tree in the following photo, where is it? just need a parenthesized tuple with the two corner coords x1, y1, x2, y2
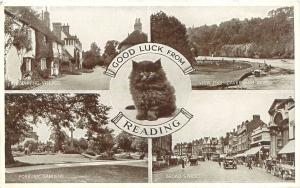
(5, 94, 111, 165)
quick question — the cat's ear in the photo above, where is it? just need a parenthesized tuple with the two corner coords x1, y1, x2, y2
(132, 60, 138, 69)
(154, 59, 161, 68)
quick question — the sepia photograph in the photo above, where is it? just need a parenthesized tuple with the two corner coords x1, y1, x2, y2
(5, 92, 148, 183)
(4, 6, 149, 90)
(150, 6, 294, 90)
(152, 91, 295, 183)
(1, 2, 298, 187)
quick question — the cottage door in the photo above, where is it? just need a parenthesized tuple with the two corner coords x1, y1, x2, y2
(50, 61, 53, 76)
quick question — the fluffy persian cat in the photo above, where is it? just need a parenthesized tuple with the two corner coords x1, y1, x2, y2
(128, 59, 176, 121)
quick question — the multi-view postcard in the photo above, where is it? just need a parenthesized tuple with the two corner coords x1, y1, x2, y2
(1, 2, 298, 187)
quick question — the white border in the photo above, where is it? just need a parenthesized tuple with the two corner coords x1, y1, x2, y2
(0, 0, 299, 188)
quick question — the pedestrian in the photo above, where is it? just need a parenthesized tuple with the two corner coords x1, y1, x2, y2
(180, 157, 185, 169)
(248, 160, 253, 170)
(218, 158, 222, 167)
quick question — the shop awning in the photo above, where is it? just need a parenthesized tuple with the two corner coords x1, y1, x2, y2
(278, 140, 295, 154)
(245, 146, 262, 156)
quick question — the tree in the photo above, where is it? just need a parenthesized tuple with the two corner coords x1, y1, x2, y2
(151, 11, 196, 64)
(77, 138, 88, 151)
(49, 126, 68, 152)
(5, 94, 112, 165)
(83, 42, 102, 69)
(115, 132, 134, 152)
(131, 137, 148, 153)
(187, 6, 294, 58)
(92, 128, 115, 154)
(103, 40, 119, 67)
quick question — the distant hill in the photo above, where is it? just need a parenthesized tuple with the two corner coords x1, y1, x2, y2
(188, 7, 294, 59)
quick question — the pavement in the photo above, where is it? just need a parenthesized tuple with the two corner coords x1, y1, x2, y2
(32, 66, 110, 90)
(153, 160, 294, 183)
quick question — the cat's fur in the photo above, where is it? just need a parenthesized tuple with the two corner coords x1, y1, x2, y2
(128, 59, 176, 121)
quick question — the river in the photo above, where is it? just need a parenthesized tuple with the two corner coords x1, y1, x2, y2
(194, 56, 294, 90)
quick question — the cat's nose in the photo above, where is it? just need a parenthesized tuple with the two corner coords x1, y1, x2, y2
(141, 74, 147, 80)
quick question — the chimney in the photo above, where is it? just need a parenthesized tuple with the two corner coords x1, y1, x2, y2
(43, 7, 50, 28)
(253, 115, 260, 121)
(62, 24, 70, 34)
(52, 22, 62, 39)
(134, 18, 142, 32)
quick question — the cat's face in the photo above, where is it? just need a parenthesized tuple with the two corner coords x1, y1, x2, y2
(132, 59, 163, 82)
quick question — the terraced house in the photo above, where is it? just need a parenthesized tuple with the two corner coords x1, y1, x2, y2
(52, 23, 83, 70)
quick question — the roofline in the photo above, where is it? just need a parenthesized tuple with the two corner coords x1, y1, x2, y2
(5, 9, 63, 45)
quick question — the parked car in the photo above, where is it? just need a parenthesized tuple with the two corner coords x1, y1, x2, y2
(223, 157, 237, 169)
(169, 156, 178, 165)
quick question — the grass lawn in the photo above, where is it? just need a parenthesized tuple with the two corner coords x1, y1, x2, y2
(6, 165, 148, 183)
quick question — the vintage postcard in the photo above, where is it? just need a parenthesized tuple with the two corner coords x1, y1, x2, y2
(0, 1, 299, 188)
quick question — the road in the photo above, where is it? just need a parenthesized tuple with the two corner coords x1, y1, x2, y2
(153, 161, 293, 183)
(33, 66, 110, 90)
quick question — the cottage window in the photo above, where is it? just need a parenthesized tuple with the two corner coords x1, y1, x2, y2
(26, 27, 32, 42)
(41, 58, 47, 70)
(42, 36, 47, 46)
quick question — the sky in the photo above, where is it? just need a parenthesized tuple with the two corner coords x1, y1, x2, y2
(172, 90, 294, 146)
(48, 6, 150, 52)
(32, 6, 282, 51)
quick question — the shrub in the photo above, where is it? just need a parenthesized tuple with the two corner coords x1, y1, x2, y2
(39, 69, 50, 79)
(5, 80, 14, 90)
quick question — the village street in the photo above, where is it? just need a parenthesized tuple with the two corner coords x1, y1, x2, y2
(153, 161, 293, 183)
(33, 66, 110, 90)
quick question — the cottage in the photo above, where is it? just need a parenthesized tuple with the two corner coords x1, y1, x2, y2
(4, 7, 63, 87)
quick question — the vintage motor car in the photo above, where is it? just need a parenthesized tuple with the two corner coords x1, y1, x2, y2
(223, 157, 237, 169)
(169, 156, 179, 165)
